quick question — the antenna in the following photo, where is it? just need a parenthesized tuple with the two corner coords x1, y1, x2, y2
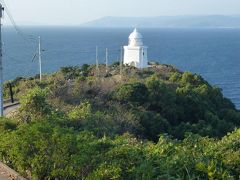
(38, 36, 42, 81)
(105, 48, 108, 73)
(0, 3, 3, 116)
(96, 46, 99, 77)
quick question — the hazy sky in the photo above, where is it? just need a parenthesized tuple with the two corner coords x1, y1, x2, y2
(2, 0, 240, 25)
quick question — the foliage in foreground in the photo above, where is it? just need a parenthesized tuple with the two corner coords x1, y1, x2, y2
(0, 117, 239, 179)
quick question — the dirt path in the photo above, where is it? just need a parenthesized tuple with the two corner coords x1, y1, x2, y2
(0, 162, 26, 180)
(3, 102, 20, 117)
(0, 102, 20, 117)
(0, 165, 10, 180)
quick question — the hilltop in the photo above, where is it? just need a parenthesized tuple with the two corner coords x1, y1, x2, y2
(0, 63, 239, 179)
(4, 63, 240, 139)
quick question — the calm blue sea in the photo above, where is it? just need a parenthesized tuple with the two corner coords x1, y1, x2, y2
(2, 27, 240, 109)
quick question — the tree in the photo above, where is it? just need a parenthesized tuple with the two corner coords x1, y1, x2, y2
(18, 87, 52, 122)
(114, 82, 148, 105)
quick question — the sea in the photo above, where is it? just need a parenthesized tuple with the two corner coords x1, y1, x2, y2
(2, 27, 240, 109)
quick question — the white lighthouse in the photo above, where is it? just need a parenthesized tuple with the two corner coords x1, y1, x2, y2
(123, 28, 148, 68)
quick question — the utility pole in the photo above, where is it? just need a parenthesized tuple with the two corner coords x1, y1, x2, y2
(105, 48, 108, 73)
(141, 47, 144, 69)
(38, 36, 42, 81)
(96, 46, 99, 77)
(0, 4, 4, 116)
(120, 46, 123, 79)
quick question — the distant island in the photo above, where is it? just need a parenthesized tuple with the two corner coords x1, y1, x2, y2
(82, 15, 240, 28)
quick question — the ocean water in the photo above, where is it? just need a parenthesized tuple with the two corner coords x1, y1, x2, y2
(2, 27, 240, 109)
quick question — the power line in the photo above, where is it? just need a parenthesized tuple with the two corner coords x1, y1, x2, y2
(0, 0, 36, 45)
(0, 0, 45, 82)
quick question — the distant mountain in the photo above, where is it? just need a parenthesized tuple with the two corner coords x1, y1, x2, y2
(82, 15, 240, 28)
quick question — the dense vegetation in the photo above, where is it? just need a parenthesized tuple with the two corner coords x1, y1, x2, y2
(0, 63, 239, 179)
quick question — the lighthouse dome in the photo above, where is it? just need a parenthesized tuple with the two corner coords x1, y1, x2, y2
(129, 28, 143, 39)
(128, 28, 143, 46)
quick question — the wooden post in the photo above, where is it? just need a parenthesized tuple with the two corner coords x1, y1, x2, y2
(9, 83, 14, 103)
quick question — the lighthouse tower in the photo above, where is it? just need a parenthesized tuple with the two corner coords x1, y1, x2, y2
(123, 28, 148, 68)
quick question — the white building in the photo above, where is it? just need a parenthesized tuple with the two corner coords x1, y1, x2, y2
(123, 28, 148, 68)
